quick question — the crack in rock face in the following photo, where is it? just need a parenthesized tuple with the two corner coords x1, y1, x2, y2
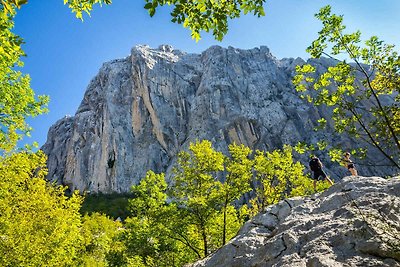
(42, 45, 397, 193)
(189, 177, 400, 267)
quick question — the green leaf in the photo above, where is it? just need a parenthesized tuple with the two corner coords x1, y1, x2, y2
(149, 7, 156, 17)
(144, 3, 152, 9)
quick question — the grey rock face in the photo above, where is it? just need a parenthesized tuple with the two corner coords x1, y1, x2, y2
(189, 176, 400, 267)
(42, 45, 392, 193)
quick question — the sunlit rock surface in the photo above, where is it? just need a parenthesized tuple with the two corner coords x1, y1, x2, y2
(42, 45, 392, 193)
(190, 176, 400, 267)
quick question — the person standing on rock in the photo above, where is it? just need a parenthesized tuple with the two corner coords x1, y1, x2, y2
(342, 152, 358, 176)
(309, 155, 334, 191)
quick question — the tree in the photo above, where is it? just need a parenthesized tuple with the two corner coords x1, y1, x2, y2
(79, 213, 124, 267)
(124, 170, 169, 265)
(0, 151, 83, 266)
(0, 2, 49, 152)
(169, 141, 256, 257)
(170, 140, 225, 257)
(65, 0, 266, 41)
(220, 143, 253, 245)
(122, 141, 328, 266)
(293, 5, 400, 170)
(251, 145, 326, 213)
(123, 170, 196, 267)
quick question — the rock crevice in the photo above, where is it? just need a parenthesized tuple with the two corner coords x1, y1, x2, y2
(42, 45, 394, 193)
(190, 177, 400, 267)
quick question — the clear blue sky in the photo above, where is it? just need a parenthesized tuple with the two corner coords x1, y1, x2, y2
(13, 0, 400, 147)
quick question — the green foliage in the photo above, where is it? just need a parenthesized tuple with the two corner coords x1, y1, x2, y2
(293, 5, 400, 169)
(251, 145, 326, 213)
(0, 152, 130, 267)
(147, 0, 266, 41)
(79, 213, 124, 267)
(172, 140, 225, 221)
(64, 0, 112, 20)
(122, 140, 322, 266)
(81, 192, 132, 220)
(121, 141, 255, 265)
(129, 171, 168, 218)
(0, 141, 323, 266)
(220, 143, 253, 245)
(1, 0, 27, 14)
(223, 143, 253, 208)
(0, 3, 49, 152)
(0, 151, 83, 266)
(294, 141, 315, 154)
(124, 171, 196, 267)
(123, 216, 196, 267)
(171, 140, 225, 257)
(65, 0, 266, 41)
(208, 204, 245, 248)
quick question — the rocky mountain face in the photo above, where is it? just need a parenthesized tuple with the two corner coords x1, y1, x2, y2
(190, 176, 400, 267)
(42, 45, 389, 193)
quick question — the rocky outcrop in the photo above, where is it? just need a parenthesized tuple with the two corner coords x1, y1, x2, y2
(42, 45, 392, 193)
(190, 176, 400, 267)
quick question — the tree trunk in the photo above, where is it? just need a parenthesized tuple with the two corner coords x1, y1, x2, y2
(202, 227, 208, 257)
(222, 201, 227, 246)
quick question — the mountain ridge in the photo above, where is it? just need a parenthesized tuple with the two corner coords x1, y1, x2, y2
(42, 45, 391, 193)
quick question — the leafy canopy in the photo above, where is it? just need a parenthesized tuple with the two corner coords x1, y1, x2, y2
(65, 0, 266, 41)
(220, 143, 253, 245)
(125, 171, 197, 267)
(293, 5, 400, 170)
(64, 0, 112, 20)
(171, 140, 226, 257)
(122, 141, 253, 265)
(0, 151, 83, 266)
(251, 145, 328, 213)
(0, 151, 130, 267)
(121, 140, 324, 266)
(0, 2, 49, 152)
(79, 212, 125, 267)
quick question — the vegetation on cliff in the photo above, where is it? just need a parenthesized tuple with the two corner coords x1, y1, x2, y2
(103, 140, 326, 266)
(294, 5, 400, 170)
(0, 1, 399, 266)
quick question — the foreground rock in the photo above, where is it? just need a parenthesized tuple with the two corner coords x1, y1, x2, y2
(42, 45, 392, 193)
(190, 176, 400, 267)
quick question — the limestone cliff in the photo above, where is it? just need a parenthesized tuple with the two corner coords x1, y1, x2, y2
(189, 176, 400, 267)
(42, 45, 392, 193)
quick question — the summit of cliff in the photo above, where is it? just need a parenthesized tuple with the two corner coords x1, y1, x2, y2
(42, 45, 393, 193)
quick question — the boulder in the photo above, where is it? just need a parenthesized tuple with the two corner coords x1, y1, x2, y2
(189, 176, 400, 267)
